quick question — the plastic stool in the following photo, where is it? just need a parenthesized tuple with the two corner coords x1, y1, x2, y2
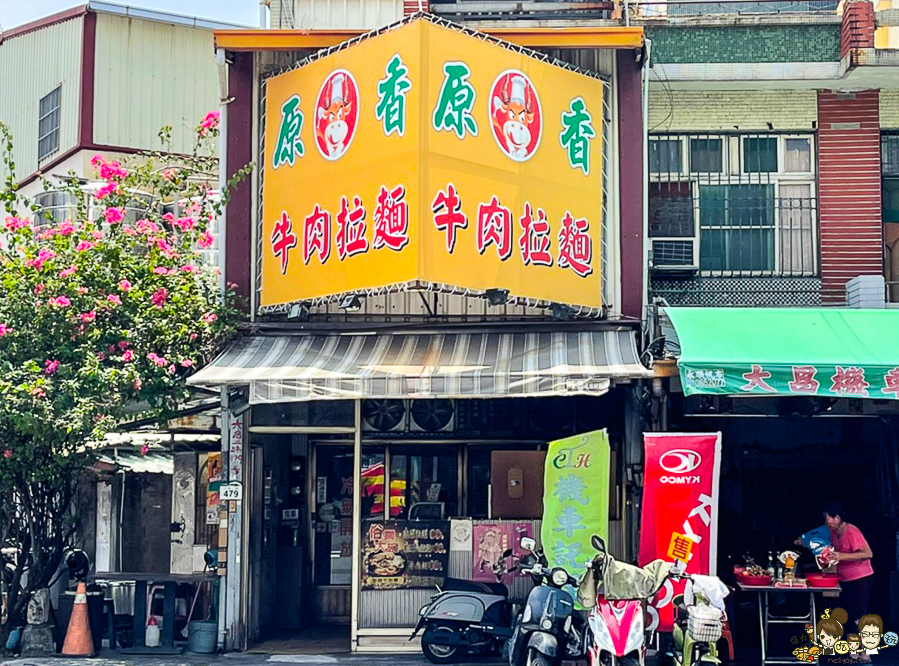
(720, 619, 735, 661)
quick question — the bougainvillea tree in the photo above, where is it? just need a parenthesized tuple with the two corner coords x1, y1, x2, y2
(0, 112, 249, 629)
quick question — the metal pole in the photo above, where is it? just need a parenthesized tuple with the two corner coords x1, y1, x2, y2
(350, 399, 362, 651)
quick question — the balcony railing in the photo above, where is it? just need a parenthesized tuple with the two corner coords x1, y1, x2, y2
(649, 132, 819, 279)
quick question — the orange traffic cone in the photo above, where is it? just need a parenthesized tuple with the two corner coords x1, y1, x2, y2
(61, 582, 95, 656)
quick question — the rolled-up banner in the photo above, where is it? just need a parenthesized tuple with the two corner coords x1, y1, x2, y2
(640, 432, 721, 632)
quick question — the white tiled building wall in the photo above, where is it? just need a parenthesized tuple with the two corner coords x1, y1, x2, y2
(648, 89, 818, 132)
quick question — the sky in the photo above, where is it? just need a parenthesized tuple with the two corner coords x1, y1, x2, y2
(2, 0, 260, 31)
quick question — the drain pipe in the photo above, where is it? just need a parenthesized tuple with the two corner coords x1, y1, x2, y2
(641, 38, 652, 324)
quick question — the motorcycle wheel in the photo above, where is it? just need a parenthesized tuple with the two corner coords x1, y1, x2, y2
(526, 647, 551, 666)
(422, 625, 461, 665)
(615, 654, 642, 666)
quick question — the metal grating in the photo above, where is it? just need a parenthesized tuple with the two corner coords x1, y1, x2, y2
(650, 276, 821, 306)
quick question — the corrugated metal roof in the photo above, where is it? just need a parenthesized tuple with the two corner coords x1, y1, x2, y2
(97, 451, 174, 474)
(87, 1, 253, 30)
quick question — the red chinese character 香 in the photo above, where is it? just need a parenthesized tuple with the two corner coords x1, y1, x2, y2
(373, 185, 410, 251)
(519, 203, 552, 267)
(883, 368, 899, 396)
(303, 205, 331, 264)
(476, 196, 513, 260)
(557, 212, 592, 277)
(335, 195, 368, 260)
(270, 211, 297, 274)
(432, 184, 467, 253)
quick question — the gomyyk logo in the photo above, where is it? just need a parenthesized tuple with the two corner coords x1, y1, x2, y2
(659, 449, 702, 485)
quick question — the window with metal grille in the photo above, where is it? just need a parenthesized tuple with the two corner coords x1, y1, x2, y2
(38, 86, 61, 163)
(649, 133, 817, 276)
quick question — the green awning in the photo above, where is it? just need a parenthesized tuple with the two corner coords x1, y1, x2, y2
(664, 308, 899, 398)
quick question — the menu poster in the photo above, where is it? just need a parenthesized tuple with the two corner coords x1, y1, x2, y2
(361, 520, 450, 590)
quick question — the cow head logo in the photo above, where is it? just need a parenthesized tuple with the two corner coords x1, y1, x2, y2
(315, 70, 359, 161)
(489, 70, 542, 162)
(659, 449, 702, 474)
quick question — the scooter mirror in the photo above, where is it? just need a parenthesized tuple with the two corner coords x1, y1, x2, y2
(519, 553, 537, 568)
(520, 537, 536, 552)
(591, 535, 606, 552)
(502, 549, 513, 559)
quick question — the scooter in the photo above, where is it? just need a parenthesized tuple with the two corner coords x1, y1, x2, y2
(579, 535, 679, 666)
(671, 574, 731, 666)
(412, 548, 516, 664)
(507, 537, 586, 666)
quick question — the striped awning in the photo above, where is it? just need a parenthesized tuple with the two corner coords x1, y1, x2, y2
(188, 331, 651, 403)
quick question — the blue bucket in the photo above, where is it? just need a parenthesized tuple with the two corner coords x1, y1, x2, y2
(186, 621, 218, 653)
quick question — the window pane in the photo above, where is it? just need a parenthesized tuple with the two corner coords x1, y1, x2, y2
(649, 182, 694, 237)
(653, 240, 695, 266)
(779, 183, 815, 275)
(743, 137, 778, 173)
(784, 138, 811, 172)
(700, 184, 775, 272)
(38, 86, 61, 162)
(389, 447, 458, 520)
(884, 178, 899, 223)
(650, 139, 682, 173)
(690, 138, 722, 173)
(883, 135, 899, 176)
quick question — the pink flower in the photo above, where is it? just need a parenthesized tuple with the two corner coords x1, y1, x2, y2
(151, 288, 167, 308)
(133, 379, 142, 390)
(104, 207, 125, 224)
(140, 444, 149, 456)
(168, 364, 176, 374)
(190, 333, 198, 341)
(2, 450, 10, 458)
(76, 286, 89, 294)
(57, 220, 75, 236)
(198, 231, 214, 248)
(147, 352, 168, 367)
(27, 248, 56, 270)
(153, 266, 169, 275)
(44, 359, 60, 375)
(92, 155, 128, 181)
(4, 216, 29, 231)
(203, 312, 218, 324)
(199, 111, 220, 136)
(30, 387, 46, 398)
(118, 340, 129, 350)
(60, 265, 77, 278)
(0, 324, 9, 337)
(92, 230, 103, 240)
(162, 169, 176, 181)
(153, 238, 177, 258)
(97, 352, 105, 361)
(174, 216, 196, 232)
(122, 349, 134, 362)
(107, 294, 122, 306)
(79, 311, 97, 322)
(123, 226, 138, 236)
(181, 264, 200, 274)
(137, 219, 159, 235)
(94, 182, 120, 200)
(34, 284, 45, 295)
(76, 241, 96, 252)
(118, 279, 132, 292)
(180, 359, 194, 368)
(48, 295, 71, 307)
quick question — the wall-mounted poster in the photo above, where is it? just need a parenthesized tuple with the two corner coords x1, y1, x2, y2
(361, 520, 449, 590)
(472, 522, 534, 583)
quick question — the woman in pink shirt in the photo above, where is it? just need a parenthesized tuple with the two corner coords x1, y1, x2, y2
(824, 502, 874, 633)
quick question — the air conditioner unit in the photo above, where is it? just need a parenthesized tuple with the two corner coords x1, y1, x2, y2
(361, 399, 408, 433)
(651, 239, 699, 272)
(409, 399, 456, 433)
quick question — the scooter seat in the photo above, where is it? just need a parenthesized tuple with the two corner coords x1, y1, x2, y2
(443, 578, 509, 597)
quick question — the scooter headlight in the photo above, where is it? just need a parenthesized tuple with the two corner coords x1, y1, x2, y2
(552, 568, 569, 587)
(542, 619, 554, 630)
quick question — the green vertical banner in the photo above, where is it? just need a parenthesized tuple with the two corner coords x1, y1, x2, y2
(542, 429, 610, 574)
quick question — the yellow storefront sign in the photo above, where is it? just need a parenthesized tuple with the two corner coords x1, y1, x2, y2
(261, 17, 604, 310)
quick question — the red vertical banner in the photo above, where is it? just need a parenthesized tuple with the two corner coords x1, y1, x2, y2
(640, 433, 722, 632)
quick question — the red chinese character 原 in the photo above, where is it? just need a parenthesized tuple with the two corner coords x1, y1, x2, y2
(831, 366, 869, 397)
(788, 365, 820, 394)
(271, 211, 297, 274)
(303, 204, 331, 264)
(432, 184, 467, 253)
(336, 195, 368, 260)
(476, 196, 513, 260)
(373, 184, 410, 251)
(741, 364, 775, 392)
(557, 212, 592, 277)
(519, 203, 552, 267)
